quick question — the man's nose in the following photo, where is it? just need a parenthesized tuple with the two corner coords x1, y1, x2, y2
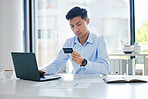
(74, 27, 79, 32)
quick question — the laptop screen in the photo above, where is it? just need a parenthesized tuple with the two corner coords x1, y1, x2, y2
(11, 52, 40, 81)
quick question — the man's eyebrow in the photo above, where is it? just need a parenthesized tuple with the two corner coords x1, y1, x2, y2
(76, 21, 81, 25)
(70, 21, 81, 26)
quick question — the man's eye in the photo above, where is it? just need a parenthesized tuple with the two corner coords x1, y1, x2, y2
(77, 24, 81, 26)
(71, 25, 74, 28)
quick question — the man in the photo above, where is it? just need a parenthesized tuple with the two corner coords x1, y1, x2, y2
(39, 6, 109, 76)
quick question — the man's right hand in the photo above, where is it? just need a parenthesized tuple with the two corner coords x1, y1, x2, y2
(39, 70, 46, 77)
(71, 51, 84, 66)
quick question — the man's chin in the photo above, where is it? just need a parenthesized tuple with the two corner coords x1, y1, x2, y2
(76, 35, 81, 38)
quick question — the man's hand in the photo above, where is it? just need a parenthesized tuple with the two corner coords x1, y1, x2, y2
(71, 51, 84, 66)
(39, 70, 46, 77)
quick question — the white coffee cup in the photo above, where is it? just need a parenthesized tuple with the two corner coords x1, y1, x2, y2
(3, 70, 13, 78)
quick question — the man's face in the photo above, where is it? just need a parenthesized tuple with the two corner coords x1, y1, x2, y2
(69, 16, 89, 38)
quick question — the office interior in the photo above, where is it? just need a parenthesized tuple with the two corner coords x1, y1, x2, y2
(0, 0, 148, 75)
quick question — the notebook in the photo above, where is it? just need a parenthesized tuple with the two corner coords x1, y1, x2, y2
(11, 52, 61, 81)
(103, 76, 147, 83)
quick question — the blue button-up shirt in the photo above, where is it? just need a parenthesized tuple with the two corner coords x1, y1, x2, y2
(44, 33, 110, 75)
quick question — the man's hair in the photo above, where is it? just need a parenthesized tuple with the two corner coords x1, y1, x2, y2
(66, 6, 88, 20)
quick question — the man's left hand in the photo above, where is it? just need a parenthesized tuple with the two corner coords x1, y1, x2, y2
(71, 51, 84, 66)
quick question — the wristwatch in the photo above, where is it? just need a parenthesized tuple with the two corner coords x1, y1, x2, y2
(81, 59, 87, 67)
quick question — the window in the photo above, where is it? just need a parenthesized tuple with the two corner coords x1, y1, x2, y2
(135, 0, 148, 53)
(134, 0, 148, 73)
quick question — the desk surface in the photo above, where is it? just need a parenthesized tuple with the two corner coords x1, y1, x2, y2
(1, 74, 148, 99)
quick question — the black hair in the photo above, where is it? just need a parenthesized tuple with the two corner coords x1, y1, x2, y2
(66, 6, 88, 20)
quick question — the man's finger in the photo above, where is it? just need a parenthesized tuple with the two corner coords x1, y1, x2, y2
(72, 51, 80, 56)
(39, 70, 46, 77)
(72, 58, 75, 60)
(71, 54, 79, 59)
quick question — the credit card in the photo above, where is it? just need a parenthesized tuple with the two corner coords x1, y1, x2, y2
(63, 48, 73, 53)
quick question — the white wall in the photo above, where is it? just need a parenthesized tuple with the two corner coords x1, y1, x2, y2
(0, 0, 24, 71)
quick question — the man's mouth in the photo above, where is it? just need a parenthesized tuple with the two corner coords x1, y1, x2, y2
(77, 32, 81, 36)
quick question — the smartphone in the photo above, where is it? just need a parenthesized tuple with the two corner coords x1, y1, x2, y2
(63, 48, 73, 53)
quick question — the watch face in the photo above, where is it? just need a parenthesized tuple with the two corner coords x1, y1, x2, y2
(82, 59, 87, 66)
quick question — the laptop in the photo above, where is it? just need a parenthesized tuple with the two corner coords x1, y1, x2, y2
(11, 52, 61, 81)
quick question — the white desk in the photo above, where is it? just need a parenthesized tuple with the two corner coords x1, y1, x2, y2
(1, 74, 148, 99)
(109, 53, 148, 75)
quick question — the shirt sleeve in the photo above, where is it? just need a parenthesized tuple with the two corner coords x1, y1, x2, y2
(43, 40, 70, 75)
(84, 38, 110, 75)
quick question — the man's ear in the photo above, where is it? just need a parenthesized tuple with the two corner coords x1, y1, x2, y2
(86, 18, 90, 25)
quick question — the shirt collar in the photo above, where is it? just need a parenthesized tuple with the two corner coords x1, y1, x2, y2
(86, 33, 93, 44)
(74, 33, 94, 45)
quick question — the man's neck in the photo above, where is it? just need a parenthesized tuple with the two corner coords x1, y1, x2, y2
(78, 31, 89, 46)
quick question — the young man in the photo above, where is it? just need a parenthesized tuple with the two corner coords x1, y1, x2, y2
(39, 6, 109, 76)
